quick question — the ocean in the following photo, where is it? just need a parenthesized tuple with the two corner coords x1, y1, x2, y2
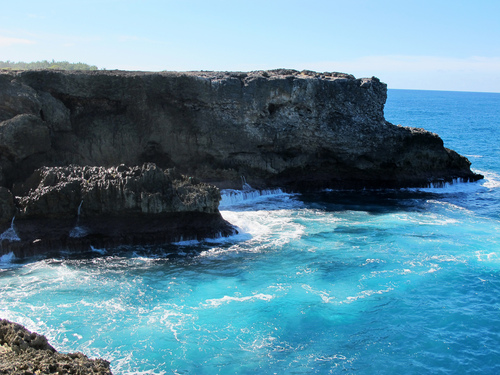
(1, 89, 499, 374)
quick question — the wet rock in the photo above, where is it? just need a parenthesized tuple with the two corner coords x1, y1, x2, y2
(1, 164, 235, 258)
(0, 319, 112, 374)
(16, 163, 221, 218)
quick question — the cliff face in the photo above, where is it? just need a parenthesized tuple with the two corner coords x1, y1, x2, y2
(0, 69, 482, 192)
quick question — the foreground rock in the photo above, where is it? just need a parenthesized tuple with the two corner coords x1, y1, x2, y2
(0, 319, 112, 374)
(0, 164, 235, 257)
(0, 69, 482, 191)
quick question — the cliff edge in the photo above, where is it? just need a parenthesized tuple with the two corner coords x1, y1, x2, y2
(0, 69, 482, 192)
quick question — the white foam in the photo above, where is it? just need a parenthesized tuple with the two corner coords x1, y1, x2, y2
(219, 188, 286, 208)
(158, 309, 194, 343)
(90, 246, 107, 255)
(475, 251, 499, 263)
(340, 287, 395, 304)
(407, 179, 482, 194)
(302, 284, 335, 303)
(481, 170, 500, 189)
(202, 293, 273, 308)
(172, 238, 200, 246)
(172, 229, 241, 247)
(222, 208, 305, 249)
(0, 251, 16, 264)
(220, 211, 271, 239)
(0, 217, 20, 242)
(406, 169, 498, 194)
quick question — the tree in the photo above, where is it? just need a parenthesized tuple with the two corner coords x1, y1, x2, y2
(0, 60, 99, 71)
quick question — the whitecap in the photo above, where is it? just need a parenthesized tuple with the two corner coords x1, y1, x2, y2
(202, 293, 273, 308)
(426, 267, 440, 273)
(173, 230, 242, 246)
(475, 251, 499, 263)
(362, 258, 385, 266)
(339, 287, 394, 305)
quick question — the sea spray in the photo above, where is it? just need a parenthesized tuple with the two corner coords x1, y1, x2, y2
(241, 175, 253, 191)
(220, 188, 286, 208)
(69, 200, 88, 238)
(0, 217, 20, 242)
(0, 251, 16, 264)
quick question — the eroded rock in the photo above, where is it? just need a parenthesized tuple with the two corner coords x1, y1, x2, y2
(0, 69, 483, 191)
(0, 319, 112, 374)
(1, 164, 235, 258)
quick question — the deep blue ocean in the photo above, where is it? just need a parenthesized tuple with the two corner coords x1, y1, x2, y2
(1, 89, 500, 374)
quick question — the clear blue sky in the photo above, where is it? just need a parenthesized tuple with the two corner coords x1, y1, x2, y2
(1, 0, 499, 92)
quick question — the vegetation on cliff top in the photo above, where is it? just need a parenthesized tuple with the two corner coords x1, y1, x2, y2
(0, 60, 98, 71)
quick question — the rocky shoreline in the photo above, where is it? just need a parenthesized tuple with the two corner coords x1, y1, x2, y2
(0, 69, 483, 259)
(0, 68, 485, 373)
(0, 319, 112, 374)
(0, 163, 235, 258)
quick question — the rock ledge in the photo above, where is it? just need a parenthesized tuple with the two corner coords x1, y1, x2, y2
(1, 164, 235, 258)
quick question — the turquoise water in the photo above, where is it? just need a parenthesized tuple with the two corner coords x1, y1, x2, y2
(1, 89, 500, 374)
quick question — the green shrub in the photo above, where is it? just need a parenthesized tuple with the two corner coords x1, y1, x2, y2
(0, 60, 99, 71)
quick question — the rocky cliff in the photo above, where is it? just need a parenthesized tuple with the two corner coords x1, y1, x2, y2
(0, 69, 482, 192)
(0, 69, 483, 256)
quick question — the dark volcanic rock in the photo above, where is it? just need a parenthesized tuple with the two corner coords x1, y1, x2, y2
(16, 163, 221, 218)
(0, 319, 112, 374)
(1, 164, 235, 258)
(0, 187, 15, 225)
(0, 69, 482, 191)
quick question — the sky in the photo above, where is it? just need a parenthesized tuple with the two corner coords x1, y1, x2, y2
(1, 0, 499, 92)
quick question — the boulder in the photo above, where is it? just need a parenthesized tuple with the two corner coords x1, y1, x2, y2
(0, 319, 112, 374)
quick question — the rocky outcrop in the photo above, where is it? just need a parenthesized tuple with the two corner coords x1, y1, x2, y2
(0, 69, 483, 256)
(15, 163, 221, 218)
(0, 319, 112, 374)
(0, 69, 482, 192)
(1, 164, 235, 257)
